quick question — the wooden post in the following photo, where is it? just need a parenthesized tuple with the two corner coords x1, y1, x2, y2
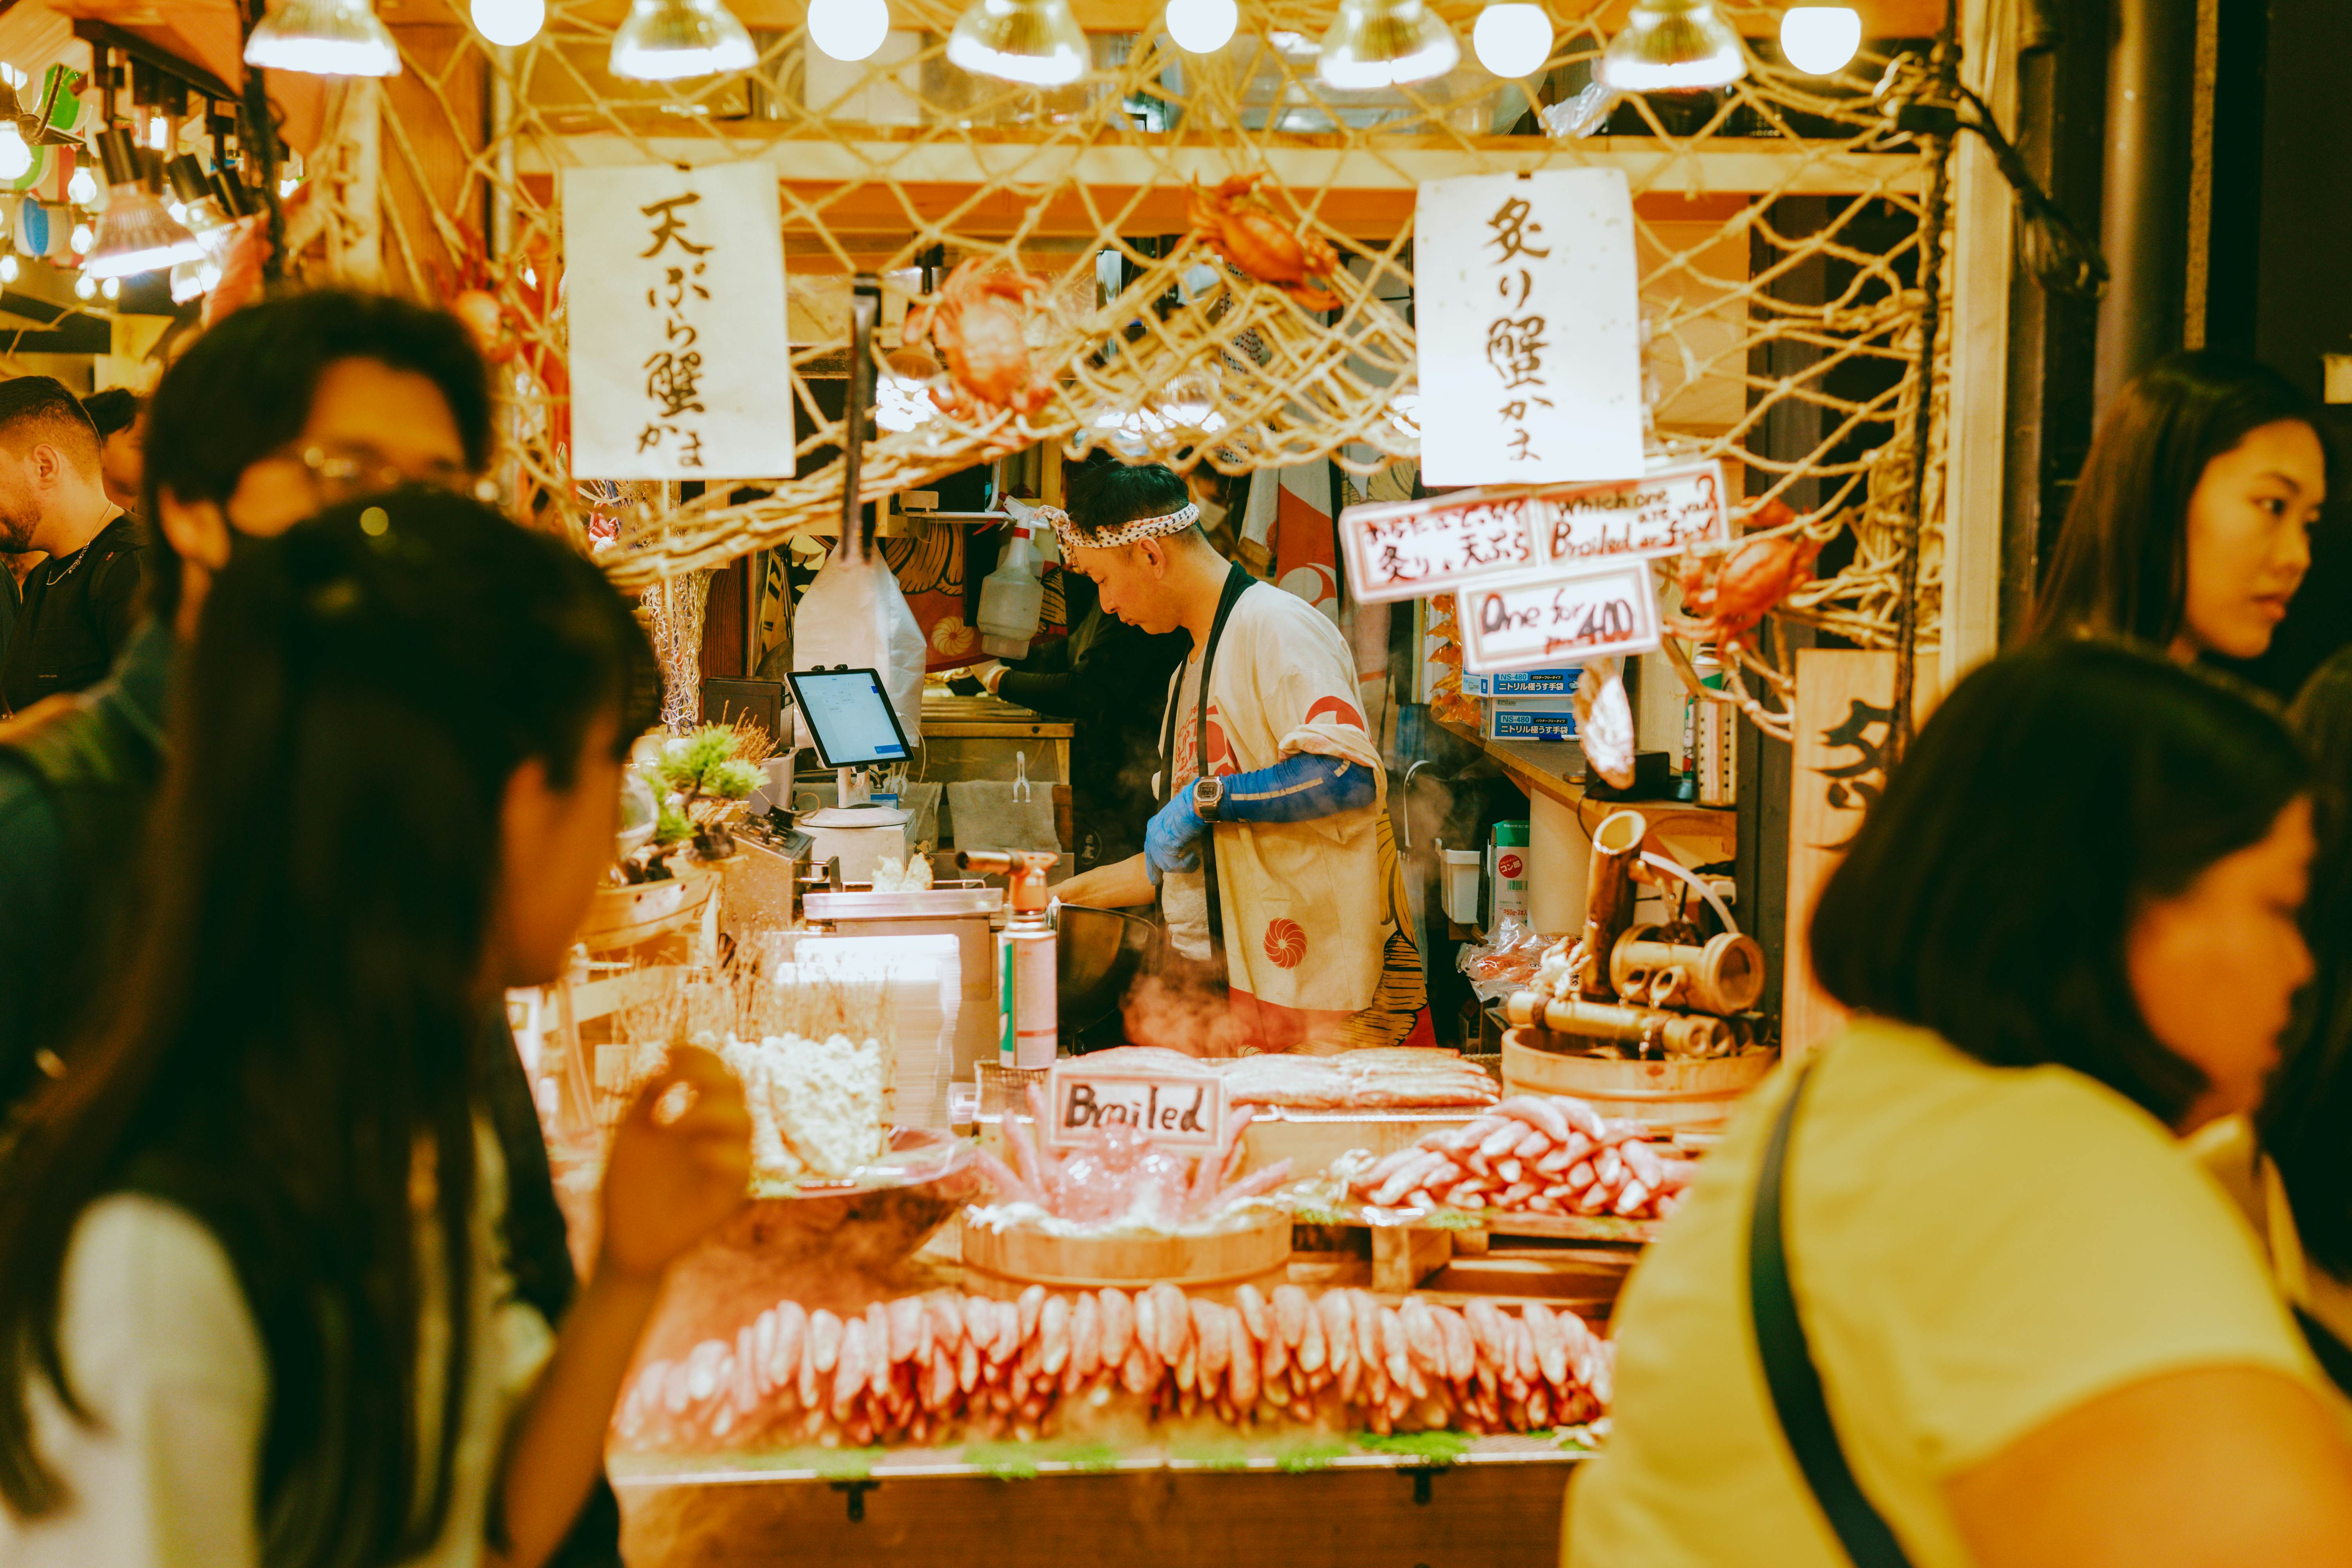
(1784, 650, 1901, 1057)
(1945, 0, 2016, 684)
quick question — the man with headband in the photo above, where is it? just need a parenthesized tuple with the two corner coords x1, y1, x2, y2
(1051, 461, 1431, 1053)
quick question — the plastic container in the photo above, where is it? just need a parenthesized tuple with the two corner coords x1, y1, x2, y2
(1441, 846, 1484, 924)
(977, 524, 1047, 659)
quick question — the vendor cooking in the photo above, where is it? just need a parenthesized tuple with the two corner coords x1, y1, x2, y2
(1049, 462, 1431, 1054)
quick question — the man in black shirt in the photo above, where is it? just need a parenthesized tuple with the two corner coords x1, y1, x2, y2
(0, 377, 141, 715)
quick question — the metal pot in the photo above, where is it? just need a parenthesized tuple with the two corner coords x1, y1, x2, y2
(1052, 904, 1155, 1031)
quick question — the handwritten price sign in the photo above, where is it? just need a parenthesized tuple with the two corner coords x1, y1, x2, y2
(1458, 559, 1662, 673)
(1338, 459, 1727, 603)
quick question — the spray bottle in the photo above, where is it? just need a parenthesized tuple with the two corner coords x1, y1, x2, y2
(959, 848, 1060, 1068)
(977, 510, 1048, 659)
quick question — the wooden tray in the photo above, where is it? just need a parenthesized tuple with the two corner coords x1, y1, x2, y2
(1501, 1029, 1774, 1134)
(960, 1209, 1291, 1292)
(581, 866, 718, 953)
(1238, 1106, 1486, 1180)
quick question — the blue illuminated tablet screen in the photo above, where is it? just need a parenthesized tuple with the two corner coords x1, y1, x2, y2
(788, 668, 910, 768)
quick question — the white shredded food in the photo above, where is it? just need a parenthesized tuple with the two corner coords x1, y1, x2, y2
(719, 1031, 885, 1183)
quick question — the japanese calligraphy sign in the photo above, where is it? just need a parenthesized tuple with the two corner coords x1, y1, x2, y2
(563, 160, 792, 480)
(1456, 559, 1662, 673)
(1042, 1061, 1225, 1154)
(1414, 169, 1642, 486)
(1337, 459, 1728, 602)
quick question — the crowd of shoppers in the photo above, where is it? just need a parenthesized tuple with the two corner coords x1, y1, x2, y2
(0, 285, 2347, 1568)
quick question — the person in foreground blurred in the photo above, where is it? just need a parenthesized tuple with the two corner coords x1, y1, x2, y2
(0, 289, 491, 1112)
(2201, 647, 2352, 1378)
(0, 494, 750, 1567)
(2029, 349, 2330, 664)
(1570, 641, 2352, 1567)
(79, 388, 142, 516)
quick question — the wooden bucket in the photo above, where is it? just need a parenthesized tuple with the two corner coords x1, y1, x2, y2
(1501, 1027, 1775, 1134)
(960, 1209, 1291, 1293)
(580, 865, 717, 953)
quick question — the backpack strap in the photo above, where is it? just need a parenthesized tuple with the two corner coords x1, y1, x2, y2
(1748, 1058, 1920, 1568)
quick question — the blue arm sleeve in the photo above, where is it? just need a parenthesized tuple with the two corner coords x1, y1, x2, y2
(1218, 751, 1377, 824)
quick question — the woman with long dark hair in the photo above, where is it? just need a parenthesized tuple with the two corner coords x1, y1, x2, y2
(2029, 349, 2330, 662)
(0, 492, 748, 1567)
(1571, 641, 2352, 1566)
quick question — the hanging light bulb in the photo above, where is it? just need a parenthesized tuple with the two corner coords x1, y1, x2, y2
(244, 0, 403, 76)
(0, 123, 31, 183)
(73, 271, 94, 299)
(1597, 0, 1744, 91)
(166, 156, 236, 255)
(68, 222, 91, 255)
(808, 0, 891, 63)
(946, 0, 1089, 86)
(1165, 0, 1238, 54)
(1471, 2, 1552, 77)
(66, 163, 97, 207)
(472, 0, 547, 47)
(84, 129, 205, 279)
(1779, 5, 1860, 74)
(0, 254, 15, 283)
(100, 275, 119, 299)
(609, 0, 758, 80)
(1316, 0, 1459, 89)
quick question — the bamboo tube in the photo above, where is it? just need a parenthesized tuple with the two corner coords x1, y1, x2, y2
(1572, 809, 1648, 1001)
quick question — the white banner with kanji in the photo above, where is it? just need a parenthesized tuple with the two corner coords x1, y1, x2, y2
(1414, 169, 1643, 487)
(563, 160, 792, 480)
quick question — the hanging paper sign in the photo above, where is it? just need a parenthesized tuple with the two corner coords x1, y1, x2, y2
(1042, 1061, 1226, 1154)
(1414, 168, 1643, 487)
(1337, 459, 1730, 602)
(1458, 560, 1662, 673)
(563, 160, 791, 480)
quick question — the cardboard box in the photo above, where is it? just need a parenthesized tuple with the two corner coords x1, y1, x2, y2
(1463, 668, 1584, 698)
(1486, 702, 1580, 742)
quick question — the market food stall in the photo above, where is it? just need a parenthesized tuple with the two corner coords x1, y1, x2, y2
(320, 0, 2018, 1556)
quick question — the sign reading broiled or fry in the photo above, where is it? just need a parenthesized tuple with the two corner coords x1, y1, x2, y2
(1414, 169, 1643, 486)
(1338, 459, 1730, 603)
(1042, 1062, 1227, 1153)
(1459, 559, 1662, 672)
(563, 160, 792, 480)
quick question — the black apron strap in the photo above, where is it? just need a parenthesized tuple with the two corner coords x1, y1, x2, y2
(1160, 561, 1256, 976)
(1748, 1059, 1918, 1568)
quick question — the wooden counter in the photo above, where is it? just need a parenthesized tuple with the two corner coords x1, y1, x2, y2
(1436, 718, 1736, 868)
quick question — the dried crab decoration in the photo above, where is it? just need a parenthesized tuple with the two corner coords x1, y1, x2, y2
(1670, 499, 1824, 659)
(901, 257, 1058, 421)
(1187, 173, 1343, 312)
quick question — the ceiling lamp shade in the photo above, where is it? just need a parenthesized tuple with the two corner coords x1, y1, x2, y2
(165, 154, 236, 254)
(1316, 0, 1460, 91)
(609, 0, 758, 80)
(84, 128, 204, 279)
(1597, 0, 1745, 92)
(947, 0, 1088, 85)
(243, 0, 403, 77)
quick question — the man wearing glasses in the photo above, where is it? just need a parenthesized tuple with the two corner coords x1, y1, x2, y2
(0, 292, 630, 1568)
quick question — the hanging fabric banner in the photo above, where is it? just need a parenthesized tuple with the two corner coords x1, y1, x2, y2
(1414, 168, 1643, 487)
(563, 160, 792, 480)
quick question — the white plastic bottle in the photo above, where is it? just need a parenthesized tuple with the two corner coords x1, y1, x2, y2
(977, 523, 1047, 659)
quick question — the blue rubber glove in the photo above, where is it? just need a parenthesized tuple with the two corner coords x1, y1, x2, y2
(1145, 791, 1207, 882)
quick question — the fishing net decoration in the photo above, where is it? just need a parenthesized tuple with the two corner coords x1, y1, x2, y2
(326, 0, 1953, 739)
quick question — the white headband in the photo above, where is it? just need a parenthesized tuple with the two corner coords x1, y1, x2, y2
(1053, 501, 1200, 551)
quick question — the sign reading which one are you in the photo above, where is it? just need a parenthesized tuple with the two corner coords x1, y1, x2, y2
(1414, 169, 1643, 487)
(563, 160, 792, 480)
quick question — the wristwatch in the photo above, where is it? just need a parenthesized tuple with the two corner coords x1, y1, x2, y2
(1191, 774, 1225, 823)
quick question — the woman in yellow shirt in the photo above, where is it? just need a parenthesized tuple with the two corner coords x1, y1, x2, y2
(1569, 640, 2352, 1567)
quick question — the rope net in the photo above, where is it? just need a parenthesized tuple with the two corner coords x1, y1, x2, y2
(332, 0, 1952, 734)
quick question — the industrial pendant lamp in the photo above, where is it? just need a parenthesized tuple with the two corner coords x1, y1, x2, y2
(165, 154, 236, 254)
(610, 0, 758, 81)
(1596, 0, 1745, 92)
(243, 0, 402, 77)
(1316, 0, 1459, 91)
(85, 128, 204, 280)
(946, 0, 1089, 87)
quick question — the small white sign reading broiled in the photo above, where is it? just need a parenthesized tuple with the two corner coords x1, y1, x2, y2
(1042, 1062, 1227, 1153)
(1535, 459, 1728, 567)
